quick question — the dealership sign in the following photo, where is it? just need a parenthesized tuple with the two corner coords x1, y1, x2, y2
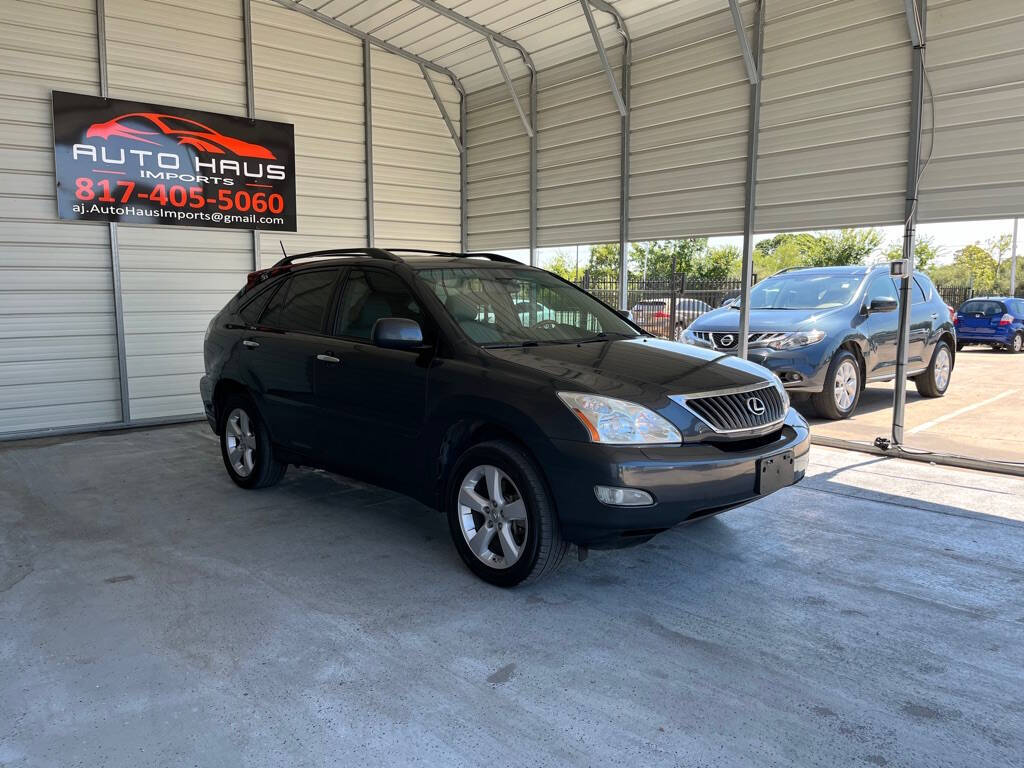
(52, 91, 297, 231)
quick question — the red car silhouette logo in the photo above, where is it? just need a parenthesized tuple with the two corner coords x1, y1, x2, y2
(86, 112, 276, 159)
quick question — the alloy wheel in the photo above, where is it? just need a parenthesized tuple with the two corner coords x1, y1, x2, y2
(833, 359, 858, 411)
(1014, 334, 1023, 353)
(457, 464, 529, 570)
(934, 347, 951, 390)
(224, 407, 256, 478)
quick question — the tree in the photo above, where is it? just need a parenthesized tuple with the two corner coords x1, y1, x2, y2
(754, 234, 804, 275)
(882, 234, 940, 271)
(796, 228, 883, 267)
(628, 239, 708, 280)
(928, 242, 1000, 293)
(584, 243, 623, 282)
(702, 244, 743, 280)
(544, 248, 576, 280)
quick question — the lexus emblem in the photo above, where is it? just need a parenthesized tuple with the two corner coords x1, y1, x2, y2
(746, 396, 767, 416)
(720, 334, 735, 347)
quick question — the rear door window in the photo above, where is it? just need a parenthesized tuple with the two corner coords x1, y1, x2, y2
(238, 281, 279, 325)
(258, 268, 339, 334)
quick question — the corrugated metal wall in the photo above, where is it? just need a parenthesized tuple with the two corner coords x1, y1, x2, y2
(371, 49, 461, 250)
(253, 0, 366, 259)
(756, 0, 911, 232)
(630, 3, 752, 240)
(105, 0, 252, 421)
(465, 76, 531, 251)
(0, 0, 123, 435)
(918, 0, 1024, 221)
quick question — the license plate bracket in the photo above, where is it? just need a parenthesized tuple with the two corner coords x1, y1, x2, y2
(756, 450, 795, 495)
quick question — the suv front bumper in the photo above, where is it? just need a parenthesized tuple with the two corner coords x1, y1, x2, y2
(542, 409, 811, 548)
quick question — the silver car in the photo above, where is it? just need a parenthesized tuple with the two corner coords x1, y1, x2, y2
(630, 298, 712, 340)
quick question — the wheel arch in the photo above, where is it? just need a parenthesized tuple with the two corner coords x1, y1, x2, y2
(211, 378, 251, 433)
(838, 338, 867, 390)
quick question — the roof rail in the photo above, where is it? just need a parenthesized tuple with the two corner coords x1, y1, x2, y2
(272, 247, 403, 267)
(381, 248, 523, 265)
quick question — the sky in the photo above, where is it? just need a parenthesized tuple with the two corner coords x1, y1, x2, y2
(500, 218, 1020, 269)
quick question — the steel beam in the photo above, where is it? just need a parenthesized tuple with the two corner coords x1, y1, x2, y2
(242, 0, 260, 271)
(268, 0, 464, 95)
(892, 0, 927, 446)
(579, 1, 627, 117)
(408, 0, 535, 71)
(529, 69, 538, 265)
(420, 64, 463, 153)
(364, 40, 375, 247)
(460, 93, 468, 252)
(487, 35, 534, 139)
(1011, 218, 1019, 298)
(904, 0, 922, 47)
(728, 0, 760, 85)
(737, 0, 765, 360)
(95, 0, 130, 424)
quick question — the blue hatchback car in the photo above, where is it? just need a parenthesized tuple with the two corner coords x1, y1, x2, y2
(955, 297, 1024, 353)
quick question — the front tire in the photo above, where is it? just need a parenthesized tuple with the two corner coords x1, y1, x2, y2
(673, 322, 686, 342)
(914, 340, 953, 398)
(446, 440, 567, 587)
(811, 349, 861, 420)
(219, 393, 287, 489)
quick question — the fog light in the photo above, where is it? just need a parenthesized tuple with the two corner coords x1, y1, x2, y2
(594, 486, 654, 506)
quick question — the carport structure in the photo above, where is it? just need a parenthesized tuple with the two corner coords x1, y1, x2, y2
(1, 0, 1023, 440)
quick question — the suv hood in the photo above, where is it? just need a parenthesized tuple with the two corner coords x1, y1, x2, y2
(690, 305, 846, 332)
(483, 337, 773, 406)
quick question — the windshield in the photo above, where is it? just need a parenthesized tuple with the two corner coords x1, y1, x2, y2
(739, 273, 863, 310)
(417, 266, 640, 346)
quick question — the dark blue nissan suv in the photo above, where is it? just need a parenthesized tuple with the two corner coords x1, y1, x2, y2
(684, 265, 957, 419)
(201, 249, 809, 586)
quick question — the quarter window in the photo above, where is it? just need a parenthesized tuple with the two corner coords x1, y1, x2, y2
(258, 269, 338, 334)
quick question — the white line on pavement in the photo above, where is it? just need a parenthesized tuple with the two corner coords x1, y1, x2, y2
(907, 389, 1017, 434)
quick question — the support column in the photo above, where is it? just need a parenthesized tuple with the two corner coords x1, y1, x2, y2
(737, 0, 765, 360)
(460, 93, 468, 252)
(1011, 218, 1018, 298)
(529, 69, 538, 266)
(242, 0, 259, 270)
(892, 0, 927, 446)
(96, 0, 130, 424)
(364, 40, 374, 247)
(617, 36, 631, 310)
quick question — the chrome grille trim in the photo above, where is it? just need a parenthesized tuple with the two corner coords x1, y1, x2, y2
(670, 382, 787, 436)
(690, 331, 789, 351)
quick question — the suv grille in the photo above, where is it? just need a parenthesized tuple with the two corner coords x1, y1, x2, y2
(676, 383, 786, 434)
(691, 331, 788, 351)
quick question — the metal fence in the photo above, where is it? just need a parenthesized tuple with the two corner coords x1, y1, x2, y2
(933, 281, 974, 309)
(574, 275, 752, 340)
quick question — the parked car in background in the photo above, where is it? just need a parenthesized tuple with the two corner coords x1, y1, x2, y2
(630, 297, 713, 340)
(683, 265, 957, 420)
(201, 249, 809, 586)
(954, 297, 1024, 353)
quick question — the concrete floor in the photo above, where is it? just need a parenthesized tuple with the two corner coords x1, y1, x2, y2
(2, 424, 1023, 768)
(801, 347, 1024, 464)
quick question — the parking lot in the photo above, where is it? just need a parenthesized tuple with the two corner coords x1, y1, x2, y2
(2, 423, 1023, 767)
(798, 348, 1024, 464)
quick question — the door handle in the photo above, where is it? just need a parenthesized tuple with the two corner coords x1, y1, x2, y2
(242, 339, 260, 348)
(316, 353, 341, 363)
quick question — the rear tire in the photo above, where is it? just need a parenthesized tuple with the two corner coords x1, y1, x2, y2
(446, 440, 567, 587)
(219, 393, 287, 489)
(914, 340, 953, 398)
(811, 349, 861, 420)
(1008, 332, 1023, 354)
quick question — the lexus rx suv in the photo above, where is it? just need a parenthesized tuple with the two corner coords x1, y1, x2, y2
(683, 265, 957, 419)
(201, 249, 810, 586)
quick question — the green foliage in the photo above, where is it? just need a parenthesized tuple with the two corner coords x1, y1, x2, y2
(544, 248, 577, 280)
(882, 234, 941, 271)
(629, 239, 709, 280)
(753, 229, 883, 275)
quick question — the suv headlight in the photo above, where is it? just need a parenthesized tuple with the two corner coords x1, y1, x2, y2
(767, 330, 825, 350)
(682, 328, 707, 346)
(557, 392, 682, 445)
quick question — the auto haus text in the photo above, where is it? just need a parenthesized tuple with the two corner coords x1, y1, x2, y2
(70, 144, 287, 186)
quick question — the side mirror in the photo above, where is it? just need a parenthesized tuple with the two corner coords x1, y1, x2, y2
(867, 296, 899, 314)
(617, 309, 634, 321)
(371, 317, 424, 349)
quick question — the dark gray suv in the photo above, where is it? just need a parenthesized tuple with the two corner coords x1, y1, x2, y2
(683, 265, 956, 419)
